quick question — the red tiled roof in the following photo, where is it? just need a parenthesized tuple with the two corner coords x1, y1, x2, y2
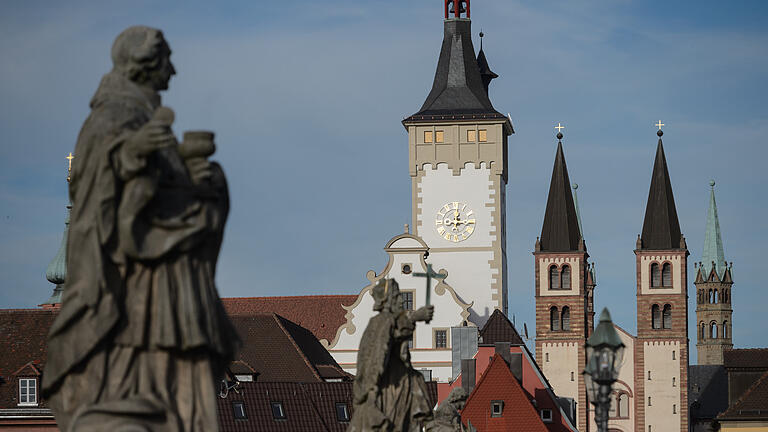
(724, 349, 768, 369)
(718, 370, 768, 420)
(461, 354, 549, 432)
(222, 295, 356, 343)
(229, 313, 349, 383)
(0, 309, 58, 409)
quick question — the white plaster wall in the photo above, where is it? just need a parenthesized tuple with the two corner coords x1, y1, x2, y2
(643, 341, 681, 431)
(541, 342, 580, 402)
(417, 163, 495, 248)
(427, 250, 496, 324)
(640, 255, 682, 295)
(591, 326, 636, 432)
(329, 249, 471, 382)
(538, 257, 581, 296)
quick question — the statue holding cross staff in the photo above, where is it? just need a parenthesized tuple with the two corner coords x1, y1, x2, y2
(414, 263, 446, 310)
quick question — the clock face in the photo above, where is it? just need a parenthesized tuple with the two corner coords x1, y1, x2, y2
(435, 201, 475, 242)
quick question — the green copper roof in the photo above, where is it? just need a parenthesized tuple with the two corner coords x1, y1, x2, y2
(702, 180, 726, 278)
(43, 205, 69, 305)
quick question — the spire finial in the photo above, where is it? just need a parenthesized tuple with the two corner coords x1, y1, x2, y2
(66, 152, 74, 182)
(479, 30, 484, 50)
(709, 179, 715, 188)
(555, 122, 564, 140)
(655, 120, 664, 137)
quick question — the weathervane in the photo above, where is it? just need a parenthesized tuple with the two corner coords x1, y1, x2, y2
(413, 263, 446, 306)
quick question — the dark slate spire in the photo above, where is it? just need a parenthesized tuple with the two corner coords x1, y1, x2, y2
(404, 17, 505, 122)
(476, 32, 497, 96)
(640, 129, 683, 250)
(540, 130, 582, 252)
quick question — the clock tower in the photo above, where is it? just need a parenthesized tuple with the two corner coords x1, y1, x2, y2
(402, 0, 513, 326)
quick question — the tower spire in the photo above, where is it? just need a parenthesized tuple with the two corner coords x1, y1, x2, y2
(539, 125, 582, 252)
(639, 126, 683, 250)
(702, 180, 726, 277)
(42, 153, 72, 307)
(572, 183, 584, 236)
(476, 31, 498, 96)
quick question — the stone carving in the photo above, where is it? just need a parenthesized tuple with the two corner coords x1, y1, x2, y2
(42, 26, 239, 432)
(349, 278, 434, 431)
(425, 387, 468, 432)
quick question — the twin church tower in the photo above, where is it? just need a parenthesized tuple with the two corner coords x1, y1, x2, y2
(328, 2, 734, 431)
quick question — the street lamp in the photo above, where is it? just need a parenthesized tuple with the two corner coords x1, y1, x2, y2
(583, 308, 625, 432)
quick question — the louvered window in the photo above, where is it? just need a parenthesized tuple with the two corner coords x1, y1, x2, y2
(652, 304, 661, 329)
(561, 265, 571, 289)
(662, 263, 672, 287)
(549, 266, 560, 290)
(561, 306, 570, 331)
(651, 263, 661, 287)
(662, 304, 672, 329)
(550, 307, 560, 331)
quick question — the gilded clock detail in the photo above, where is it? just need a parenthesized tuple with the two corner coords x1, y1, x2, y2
(435, 201, 476, 243)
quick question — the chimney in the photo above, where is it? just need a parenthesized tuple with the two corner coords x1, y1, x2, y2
(461, 359, 476, 394)
(495, 342, 511, 364)
(509, 353, 523, 383)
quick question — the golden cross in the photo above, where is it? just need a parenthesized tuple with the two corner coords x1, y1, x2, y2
(66, 152, 74, 182)
(555, 123, 565, 132)
(655, 120, 665, 130)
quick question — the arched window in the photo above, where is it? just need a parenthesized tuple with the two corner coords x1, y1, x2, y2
(618, 393, 629, 418)
(561, 306, 570, 331)
(662, 263, 672, 287)
(709, 289, 714, 303)
(561, 265, 571, 290)
(609, 393, 617, 417)
(700, 322, 706, 339)
(652, 304, 661, 329)
(714, 289, 719, 304)
(722, 290, 728, 303)
(662, 304, 672, 329)
(710, 322, 718, 339)
(549, 266, 560, 290)
(723, 321, 728, 338)
(651, 263, 661, 287)
(550, 307, 560, 331)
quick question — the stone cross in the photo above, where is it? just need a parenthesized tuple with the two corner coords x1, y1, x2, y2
(655, 120, 665, 130)
(413, 263, 446, 306)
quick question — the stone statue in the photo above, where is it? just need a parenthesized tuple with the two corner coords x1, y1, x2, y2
(42, 26, 239, 432)
(349, 278, 434, 432)
(425, 388, 468, 432)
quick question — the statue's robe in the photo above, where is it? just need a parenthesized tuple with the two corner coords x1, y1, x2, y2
(42, 71, 239, 432)
(350, 310, 432, 432)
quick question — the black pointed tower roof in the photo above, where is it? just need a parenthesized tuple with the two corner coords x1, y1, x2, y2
(476, 32, 498, 95)
(640, 130, 683, 250)
(404, 6, 508, 124)
(539, 132, 582, 252)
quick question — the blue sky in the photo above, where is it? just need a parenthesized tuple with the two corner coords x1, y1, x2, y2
(1, 0, 767, 363)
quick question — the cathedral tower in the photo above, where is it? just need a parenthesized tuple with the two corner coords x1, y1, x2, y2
(634, 128, 689, 432)
(402, 0, 513, 326)
(534, 130, 592, 431)
(694, 180, 734, 365)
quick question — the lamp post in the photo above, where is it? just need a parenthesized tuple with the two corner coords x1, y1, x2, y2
(583, 308, 625, 432)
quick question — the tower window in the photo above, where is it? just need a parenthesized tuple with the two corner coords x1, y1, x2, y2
(723, 321, 728, 338)
(478, 129, 488, 142)
(652, 304, 661, 329)
(550, 307, 560, 331)
(651, 263, 661, 287)
(714, 289, 719, 304)
(673, 377, 676, 387)
(561, 265, 571, 289)
(435, 130, 444, 143)
(662, 263, 672, 287)
(672, 350, 676, 360)
(648, 396, 652, 406)
(648, 370, 651, 380)
(700, 322, 705, 339)
(673, 404, 677, 414)
(467, 130, 476, 142)
(545, 352, 549, 362)
(662, 304, 672, 329)
(618, 393, 629, 418)
(570, 371, 574, 381)
(549, 265, 560, 290)
(710, 322, 718, 339)
(709, 289, 714, 303)
(424, 131, 433, 143)
(561, 306, 571, 331)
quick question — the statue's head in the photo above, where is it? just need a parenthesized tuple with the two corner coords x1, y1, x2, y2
(371, 278, 403, 313)
(111, 26, 176, 91)
(446, 387, 468, 409)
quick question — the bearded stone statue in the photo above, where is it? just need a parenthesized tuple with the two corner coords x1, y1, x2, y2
(42, 26, 239, 432)
(348, 278, 434, 432)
